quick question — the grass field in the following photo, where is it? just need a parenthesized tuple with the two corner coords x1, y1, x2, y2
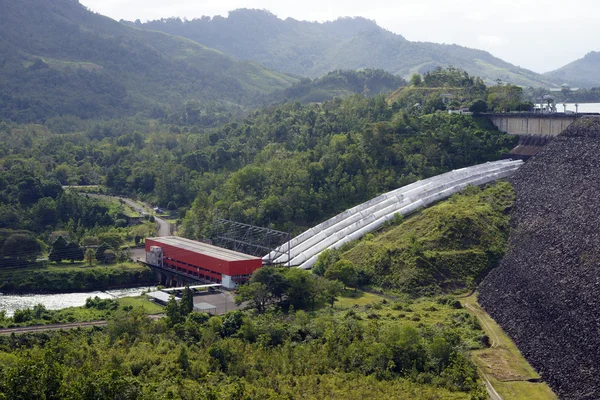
(461, 293, 557, 400)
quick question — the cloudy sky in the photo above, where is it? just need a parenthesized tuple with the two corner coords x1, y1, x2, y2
(81, 0, 600, 73)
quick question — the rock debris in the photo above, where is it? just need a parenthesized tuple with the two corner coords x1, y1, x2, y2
(479, 117, 600, 400)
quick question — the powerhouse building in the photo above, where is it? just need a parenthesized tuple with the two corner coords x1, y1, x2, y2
(145, 236, 262, 289)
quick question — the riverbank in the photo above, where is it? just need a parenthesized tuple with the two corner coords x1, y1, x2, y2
(0, 262, 156, 294)
(0, 296, 163, 329)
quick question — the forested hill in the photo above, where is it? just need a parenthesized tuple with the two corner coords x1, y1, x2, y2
(0, 0, 299, 123)
(130, 9, 558, 88)
(263, 69, 407, 105)
(544, 51, 600, 88)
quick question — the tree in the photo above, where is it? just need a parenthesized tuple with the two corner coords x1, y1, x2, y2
(180, 286, 194, 317)
(103, 250, 116, 264)
(64, 242, 84, 263)
(1, 233, 42, 261)
(313, 249, 340, 277)
(235, 282, 270, 313)
(325, 260, 358, 290)
(469, 99, 488, 114)
(95, 243, 110, 263)
(318, 278, 344, 307)
(410, 73, 422, 86)
(49, 235, 68, 263)
(283, 268, 313, 309)
(97, 232, 122, 249)
(166, 295, 181, 326)
(84, 248, 96, 266)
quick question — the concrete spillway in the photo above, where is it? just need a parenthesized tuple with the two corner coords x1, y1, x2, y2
(263, 159, 523, 269)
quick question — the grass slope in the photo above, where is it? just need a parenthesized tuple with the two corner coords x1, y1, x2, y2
(340, 182, 514, 296)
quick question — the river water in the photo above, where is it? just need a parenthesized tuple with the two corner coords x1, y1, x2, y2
(555, 103, 600, 113)
(0, 286, 156, 317)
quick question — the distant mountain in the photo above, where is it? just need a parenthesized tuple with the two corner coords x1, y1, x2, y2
(264, 69, 406, 104)
(544, 52, 600, 88)
(130, 9, 558, 88)
(0, 0, 298, 122)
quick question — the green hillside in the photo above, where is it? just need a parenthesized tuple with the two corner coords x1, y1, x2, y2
(264, 69, 407, 104)
(325, 182, 514, 296)
(132, 9, 559, 88)
(0, 0, 298, 123)
(544, 51, 600, 88)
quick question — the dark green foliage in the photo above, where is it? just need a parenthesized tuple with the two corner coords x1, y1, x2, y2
(469, 99, 488, 114)
(95, 243, 111, 264)
(180, 287, 194, 317)
(0, 264, 155, 293)
(165, 295, 181, 327)
(0, 231, 42, 263)
(49, 235, 68, 263)
(264, 69, 407, 104)
(182, 91, 517, 236)
(64, 242, 84, 263)
(341, 182, 515, 295)
(236, 266, 342, 312)
(0, 0, 298, 123)
(85, 296, 119, 311)
(325, 260, 358, 289)
(0, 301, 487, 398)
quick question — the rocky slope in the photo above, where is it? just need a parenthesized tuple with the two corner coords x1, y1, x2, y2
(479, 117, 600, 399)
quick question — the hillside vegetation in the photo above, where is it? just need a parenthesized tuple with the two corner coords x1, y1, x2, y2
(0, 69, 519, 255)
(544, 51, 600, 88)
(318, 182, 514, 296)
(0, 288, 491, 399)
(131, 9, 559, 87)
(0, 0, 298, 123)
(263, 69, 407, 105)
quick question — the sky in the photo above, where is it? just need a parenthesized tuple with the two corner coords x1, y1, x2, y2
(80, 0, 600, 73)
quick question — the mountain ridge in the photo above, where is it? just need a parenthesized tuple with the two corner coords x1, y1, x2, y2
(129, 8, 559, 88)
(544, 51, 600, 88)
(0, 0, 299, 122)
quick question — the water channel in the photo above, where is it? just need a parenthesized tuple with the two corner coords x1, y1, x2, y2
(0, 286, 156, 317)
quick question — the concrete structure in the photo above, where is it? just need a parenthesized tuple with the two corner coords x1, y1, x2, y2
(487, 113, 579, 137)
(145, 236, 262, 289)
(146, 291, 179, 305)
(265, 159, 523, 270)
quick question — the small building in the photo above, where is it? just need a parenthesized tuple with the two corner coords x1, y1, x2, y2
(145, 236, 262, 289)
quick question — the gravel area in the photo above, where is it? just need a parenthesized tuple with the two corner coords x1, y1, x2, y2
(479, 117, 600, 400)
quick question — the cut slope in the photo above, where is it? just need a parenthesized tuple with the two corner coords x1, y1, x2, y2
(479, 117, 600, 399)
(132, 9, 558, 88)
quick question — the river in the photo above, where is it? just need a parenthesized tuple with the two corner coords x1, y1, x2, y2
(0, 286, 156, 317)
(556, 103, 600, 113)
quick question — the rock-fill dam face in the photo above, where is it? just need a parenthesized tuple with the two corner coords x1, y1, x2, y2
(479, 117, 600, 400)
